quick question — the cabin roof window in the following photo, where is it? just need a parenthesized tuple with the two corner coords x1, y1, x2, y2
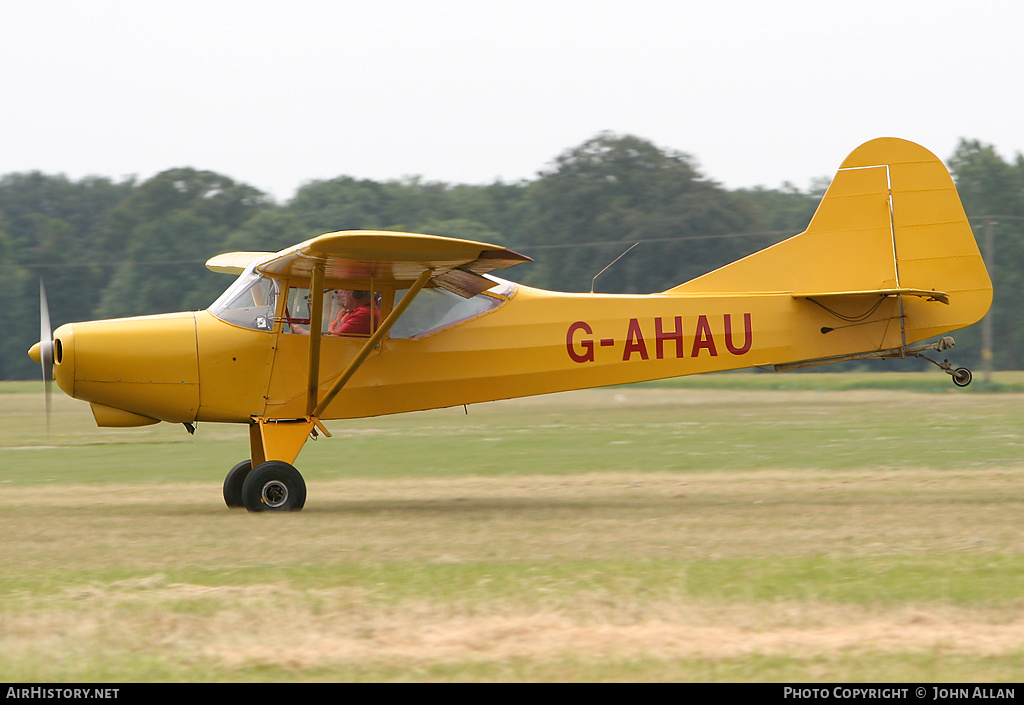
(390, 277, 514, 339)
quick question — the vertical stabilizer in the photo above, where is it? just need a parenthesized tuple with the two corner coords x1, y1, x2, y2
(667, 138, 992, 342)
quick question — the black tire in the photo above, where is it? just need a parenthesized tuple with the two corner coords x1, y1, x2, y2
(952, 367, 973, 387)
(241, 461, 307, 512)
(223, 459, 253, 508)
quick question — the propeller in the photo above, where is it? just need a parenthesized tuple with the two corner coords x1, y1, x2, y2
(37, 280, 53, 433)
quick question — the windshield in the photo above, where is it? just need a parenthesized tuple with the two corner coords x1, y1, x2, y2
(208, 264, 279, 331)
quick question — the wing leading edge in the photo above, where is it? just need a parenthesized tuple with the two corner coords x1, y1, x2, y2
(207, 230, 532, 297)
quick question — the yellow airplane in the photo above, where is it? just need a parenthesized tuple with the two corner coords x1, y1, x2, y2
(28, 137, 992, 512)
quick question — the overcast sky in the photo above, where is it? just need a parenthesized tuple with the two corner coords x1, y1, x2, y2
(3, 0, 1022, 202)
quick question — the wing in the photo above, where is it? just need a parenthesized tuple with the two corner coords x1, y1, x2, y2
(205, 251, 275, 274)
(252, 230, 533, 297)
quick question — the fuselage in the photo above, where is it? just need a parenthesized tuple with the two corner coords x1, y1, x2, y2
(44, 276, 921, 427)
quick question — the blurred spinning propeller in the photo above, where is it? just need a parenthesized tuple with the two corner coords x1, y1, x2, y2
(31, 280, 54, 432)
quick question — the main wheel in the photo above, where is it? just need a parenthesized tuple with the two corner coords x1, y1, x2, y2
(952, 367, 972, 387)
(241, 461, 307, 512)
(223, 459, 253, 508)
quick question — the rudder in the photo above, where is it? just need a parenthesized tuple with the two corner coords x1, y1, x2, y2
(667, 137, 992, 344)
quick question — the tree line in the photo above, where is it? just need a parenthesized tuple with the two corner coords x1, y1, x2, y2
(2, 133, 1021, 380)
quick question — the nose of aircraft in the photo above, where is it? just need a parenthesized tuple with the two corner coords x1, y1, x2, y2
(32, 313, 201, 424)
(27, 324, 73, 393)
(51, 323, 74, 397)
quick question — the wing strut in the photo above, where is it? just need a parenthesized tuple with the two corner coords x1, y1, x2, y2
(312, 267, 434, 417)
(248, 267, 434, 467)
(305, 262, 326, 417)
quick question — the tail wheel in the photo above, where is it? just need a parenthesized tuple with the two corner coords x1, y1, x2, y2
(952, 367, 973, 387)
(223, 459, 253, 508)
(241, 461, 307, 512)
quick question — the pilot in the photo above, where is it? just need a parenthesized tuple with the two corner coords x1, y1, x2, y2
(327, 289, 379, 336)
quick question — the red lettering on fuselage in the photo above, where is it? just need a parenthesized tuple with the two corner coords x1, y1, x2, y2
(690, 314, 717, 357)
(565, 314, 753, 363)
(623, 318, 649, 361)
(566, 321, 595, 363)
(724, 313, 753, 355)
(655, 316, 684, 360)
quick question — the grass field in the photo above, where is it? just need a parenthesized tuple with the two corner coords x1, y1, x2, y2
(1, 373, 1023, 682)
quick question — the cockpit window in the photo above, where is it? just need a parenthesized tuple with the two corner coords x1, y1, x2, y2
(209, 267, 514, 337)
(208, 264, 279, 331)
(390, 278, 514, 339)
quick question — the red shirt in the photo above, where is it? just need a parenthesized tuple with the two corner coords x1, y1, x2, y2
(329, 303, 378, 335)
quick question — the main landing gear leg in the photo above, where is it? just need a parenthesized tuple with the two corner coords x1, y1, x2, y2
(223, 417, 326, 512)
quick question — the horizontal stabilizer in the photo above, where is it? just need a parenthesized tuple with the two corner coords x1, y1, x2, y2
(794, 288, 949, 305)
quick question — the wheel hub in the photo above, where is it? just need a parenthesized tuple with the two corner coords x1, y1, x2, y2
(261, 480, 289, 508)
